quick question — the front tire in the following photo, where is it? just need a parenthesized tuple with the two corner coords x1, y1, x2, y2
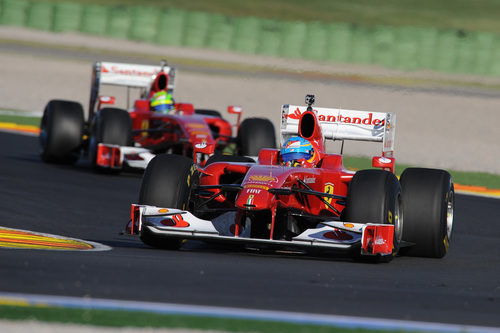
(40, 100, 84, 164)
(237, 118, 276, 156)
(343, 170, 403, 260)
(139, 154, 198, 249)
(399, 168, 454, 258)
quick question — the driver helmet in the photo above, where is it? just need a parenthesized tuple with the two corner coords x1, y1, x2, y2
(150, 90, 174, 113)
(280, 136, 315, 167)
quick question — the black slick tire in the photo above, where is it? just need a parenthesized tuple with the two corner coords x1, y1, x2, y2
(139, 154, 198, 249)
(399, 168, 454, 258)
(237, 118, 276, 156)
(40, 99, 84, 164)
(343, 169, 403, 261)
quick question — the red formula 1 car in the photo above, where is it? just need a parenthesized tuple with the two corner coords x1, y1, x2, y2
(40, 61, 276, 171)
(128, 95, 454, 261)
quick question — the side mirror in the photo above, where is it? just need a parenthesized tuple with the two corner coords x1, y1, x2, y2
(97, 96, 116, 110)
(227, 105, 242, 114)
(193, 140, 215, 165)
(372, 156, 395, 173)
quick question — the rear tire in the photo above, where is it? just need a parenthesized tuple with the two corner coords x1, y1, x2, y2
(139, 154, 198, 249)
(40, 100, 84, 164)
(343, 170, 403, 260)
(237, 118, 276, 156)
(399, 168, 454, 258)
(89, 108, 132, 171)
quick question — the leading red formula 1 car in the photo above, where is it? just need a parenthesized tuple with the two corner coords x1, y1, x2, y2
(40, 61, 276, 171)
(128, 95, 454, 261)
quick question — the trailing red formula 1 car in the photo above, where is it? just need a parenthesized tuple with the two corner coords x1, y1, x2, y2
(40, 61, 276, 171)
(127, 95, 454, 261)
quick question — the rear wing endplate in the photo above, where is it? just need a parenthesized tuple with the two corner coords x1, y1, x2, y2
(281, 105, 395, 157)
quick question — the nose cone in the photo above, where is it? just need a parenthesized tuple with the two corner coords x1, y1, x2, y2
(235, 186, 273, 210)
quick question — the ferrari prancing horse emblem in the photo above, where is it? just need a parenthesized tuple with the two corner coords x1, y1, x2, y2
(323, 182, 334, 208)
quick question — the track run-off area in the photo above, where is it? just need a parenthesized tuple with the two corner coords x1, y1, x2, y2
(1, 130, 500, 332)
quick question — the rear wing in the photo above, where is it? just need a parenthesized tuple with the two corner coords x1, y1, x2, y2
(88, 61, 176, 118)
(281, 104, 396, 157)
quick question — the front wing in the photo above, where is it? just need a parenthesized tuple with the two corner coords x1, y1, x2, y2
(96, 143, 155, 170)
(129, 205, 394, 256)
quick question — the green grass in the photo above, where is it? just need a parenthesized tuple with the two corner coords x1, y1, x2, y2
(0, 114, 40, 127)
(343, 156, 500, 189)
(45, 0, 500, 33)
(0, 305, 393, 333)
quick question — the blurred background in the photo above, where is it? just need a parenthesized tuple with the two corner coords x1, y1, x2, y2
(2, 0, 500, 76)
(1, 0, 499, 175)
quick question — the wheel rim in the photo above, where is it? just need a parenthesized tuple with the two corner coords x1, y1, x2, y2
(446, 190, 454, 240)
(394, 194, 403, 244)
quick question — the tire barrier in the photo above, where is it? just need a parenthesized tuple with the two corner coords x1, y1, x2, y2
(1, 0, 499, 76)
(53, 2, 82, 32)
(27, 2, 53, 31)
(80, 5, 108, 36)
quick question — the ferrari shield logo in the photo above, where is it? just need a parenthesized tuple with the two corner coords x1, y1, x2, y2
(323, 182, 334, 208)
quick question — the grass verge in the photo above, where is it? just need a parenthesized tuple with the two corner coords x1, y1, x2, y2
(343, 156, 500, 190)
(0, 114, 40, 127)
(0, 305, 390, 333)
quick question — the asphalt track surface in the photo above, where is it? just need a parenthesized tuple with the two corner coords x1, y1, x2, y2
(0, 131, 499, 329)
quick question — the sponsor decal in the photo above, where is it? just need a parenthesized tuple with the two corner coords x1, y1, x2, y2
(189, 130, 210, 136)
(194, 142, 207, 149)
(303, 176, 316, 184)
(323, 182, 335, 208)
(318, 112, 384, 126)
(286, 107, 385, 126)
(158, 209, 169, 213)
(287, 108, 302, 120)
(187, 123, 206, 129)
(246, 188, 261, 194)
(374, 236, 386, 245)
(378, 157, 392, 164)
(443, 235, 449, 252)
(249, 175, 278, 183)
(100, 96, 113, 103)
(246, 195, 255, 206)
(187, 164, 197, 186)
(244, 184, 270, 190)
(284, 140, 301, 149)
(103, 65, 156, 77)
(141, 120, 149, 137)
(343, 223, 355, 228)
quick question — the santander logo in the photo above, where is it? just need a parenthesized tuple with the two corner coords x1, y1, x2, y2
(287, 108, 302, 120)
(102, 65, 156, 77)
(287, 107, 385, 126)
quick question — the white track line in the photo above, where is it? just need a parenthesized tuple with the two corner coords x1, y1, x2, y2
(0, 292, 498, 333)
